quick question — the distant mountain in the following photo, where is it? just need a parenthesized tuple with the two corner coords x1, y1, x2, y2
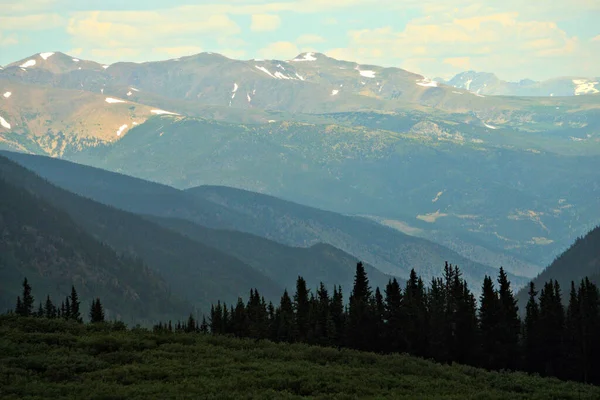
(438, 71, 600, 97)
(516, 226, 600, 311)
(0, 151, 523, 291)
(2, 51, 599, 281)
(0, 178, 190, 323)
(0, 154, 283, 314)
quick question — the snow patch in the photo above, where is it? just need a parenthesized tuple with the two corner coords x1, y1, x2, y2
(127, 91, 132, 96)
(72, 58, 80, 62)
(101, 88, 104, 94)
(151, 109, 180, 115)
(3, 92, 11, 98)
(465, 79, 473, 91)
(291, 52, 317, 62)
(232, 83, 238, 93)
(116, 124, 128, 136)
(247, 93, 252, 102)
(255, 65, 276, 78)
(0, 116, 10, 129)
(132, 122, 138, 125)
(452, 91, 463, 95)
(416, 79, 438, 88)
(361, 81, 366, 85)
(274, 71, 291, 80)
(295, 73, 305, 81)
(129, 87, 139, 92)
(276, 64, 285, 70)
(359, 70, 376, 78)
(331, 89, 339, 96)
(105, 97, 125, 104)
(471, 138, 484, 144)
(570, 136, 585, 142)
(20, 59, 36, 68)
(484, 123, 497, 130)
(231, 92, 236, 99)
(475, 93, 485, 97)
(432, 191, 444, 203)
(268, 120, 276, 123)
(40, 52, 54, 60)
(102, 65, 109, 69)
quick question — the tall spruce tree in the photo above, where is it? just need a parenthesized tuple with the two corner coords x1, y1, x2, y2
(294, 277, 310, 342)
(44, 295, 56, 319)
(69, 286, 82, 323)
(17, 278, 34, 317)
(523, 282, 542, 374)
(384, 278, 405, 354)
(346, 262, 376, 351)
(496, 267, 520, 370)
(330, 285, 345, 347)
(538, 280, 565, 378)
(89, 298, 105, 323)
(479, 275, 500, 369)
(277, 289, 296, 342)
(427, 277, 448, 362)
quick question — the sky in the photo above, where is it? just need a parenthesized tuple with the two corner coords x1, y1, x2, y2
(1, 0, 599, 81)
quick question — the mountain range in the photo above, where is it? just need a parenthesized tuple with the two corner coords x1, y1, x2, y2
(1, 50, 599, 284)
(438, 71, 600, 97)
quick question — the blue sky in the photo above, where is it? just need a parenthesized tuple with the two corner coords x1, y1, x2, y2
(1, 0, 599, 81)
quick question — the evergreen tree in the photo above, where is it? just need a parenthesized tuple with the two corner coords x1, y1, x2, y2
(294, 277, 310, 341)
(523, 282, 542, 374)
(330, 285, 345, 346)
(404, 270, 428, 357)
(89, 298, 105, 323)
(479, 276, 500, 369)
(346, 262, 376, 351)
(69, 286, 82, 323)
(373, 287, 385, 352)
(427, 277, 448, 362)
(496, 267, 520, 370)
(384, 278, 405, 354)
(36, 302, 44, 317)
(538, 280, 565, 378)
(44, 295, 56, 319)
(186, 313, 196, 333)
(17, 278, 34, 317)
(277, 289, 296, 342)
(64, 297, 71, 320)
(233, 297, 249, 337)
(210, 302, 223, 334)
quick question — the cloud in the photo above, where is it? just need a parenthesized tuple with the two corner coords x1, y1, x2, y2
(258, 41, 299, 59)
(443, 57, 471, 69)
(0, 33, 18, 46)
(297, 34, 325, 44)
(250, 14, 281, 32)
(65, 10, 240, 63)
(592, 35, 600, 42)
(152, 46, 203, 57)
(330, 8, 598, 80)
(0, 13, 65, 30)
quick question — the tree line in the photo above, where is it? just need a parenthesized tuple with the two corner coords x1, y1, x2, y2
(157, 262, 600, 385)
(12, 278, 105, 323)
(9, 262, 600, 386)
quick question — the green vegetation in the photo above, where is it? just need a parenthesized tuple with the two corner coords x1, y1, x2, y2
(2, 315, 600, 400)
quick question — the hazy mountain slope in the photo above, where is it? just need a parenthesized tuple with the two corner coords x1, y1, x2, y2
(0, 151, 511, 290)
(0, 155, 282, 312)
(63, 114, 600, 269)
(516, 226, 600, 310)
(145, 215, 395, 292)
(0, 179, 190, 323)
(439, 71, 600, 97)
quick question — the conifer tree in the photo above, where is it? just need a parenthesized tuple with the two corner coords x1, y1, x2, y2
(346, 262, 376, 351)
(277, 289, 296, 342)
(69, 285, 82, 323)
(44, 295, 56, 319)
(427, 277, 448, 362)
(186, 313, 196, 333)
(232, 297, 248, 337)
(479, 275, 500, 369)
(200, 316, 209, 333)
(64, 297, 71, 320)
(17, 278, 34, 317)
(36, 302, 44, 317)
(294, 277, 310, 341)
(210, 302, 223, 334)
(496, 267, 520, 370)
(89, 298, 105, 323)
(330, 285, 345, 346)
(384, 278, 405, 354)
(523, 282, 542, 374)
(539, 280, 565, 378)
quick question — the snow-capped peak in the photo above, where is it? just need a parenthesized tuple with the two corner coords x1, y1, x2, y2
(291, 52, 317, 62)
(20, 59, 36, 68)
(40, 52, 55, 60)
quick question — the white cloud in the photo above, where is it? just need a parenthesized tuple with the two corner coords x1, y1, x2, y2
(328, 9, 599, 80)
(0, 33, 18, 46)
(258, 41, 299, 59)
(250, 14, 281, 32)
(0, 13, 65, 30)
(297, 34, 326, 44)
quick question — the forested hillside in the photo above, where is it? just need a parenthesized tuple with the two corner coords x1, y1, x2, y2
(0, 179, 189, 323)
